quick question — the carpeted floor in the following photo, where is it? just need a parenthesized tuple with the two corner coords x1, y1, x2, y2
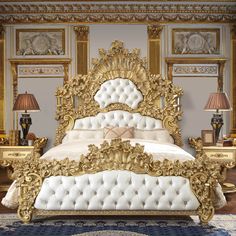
(0, 214, 235, 236)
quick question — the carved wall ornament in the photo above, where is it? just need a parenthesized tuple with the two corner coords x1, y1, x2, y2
(172, 29, 220, 55)
(16, 29, 65, 56)
(18, 65, 65, 77)
(172, 64, 218, 77)
(147, 25, 164, 39)
(55, 40, 183, 146)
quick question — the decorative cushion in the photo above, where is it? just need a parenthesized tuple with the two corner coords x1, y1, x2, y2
(62, 129, 103, 143)
(134, 129, 174, 144)
(104, 127, 134, 139)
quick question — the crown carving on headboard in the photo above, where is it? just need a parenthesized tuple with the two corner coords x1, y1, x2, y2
(55, 40, 183, 146)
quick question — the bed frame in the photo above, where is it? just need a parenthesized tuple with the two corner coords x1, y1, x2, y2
(1, 41, 222, 223)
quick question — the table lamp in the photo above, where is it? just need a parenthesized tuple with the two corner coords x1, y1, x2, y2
(13, 91, 40, 146)
(204, 92, 231, 144)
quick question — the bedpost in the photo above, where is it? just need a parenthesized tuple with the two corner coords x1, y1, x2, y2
(17, 173, 42, 223)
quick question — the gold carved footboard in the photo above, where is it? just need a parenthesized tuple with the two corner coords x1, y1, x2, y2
(2, 139, 222, 224)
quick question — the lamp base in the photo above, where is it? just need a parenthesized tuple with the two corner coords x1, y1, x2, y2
(20, 139, 28, 146)
(20, 113, 32, 146)
(211, 113, 223, 144)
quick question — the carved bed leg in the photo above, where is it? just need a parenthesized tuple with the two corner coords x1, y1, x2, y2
(17, 173, 42, 223)
(198, 206, 214, 224)
(190, 173, 215, 224)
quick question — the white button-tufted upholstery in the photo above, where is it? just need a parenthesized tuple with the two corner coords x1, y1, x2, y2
(34, 171, 200, 211)
(73, 111, 163, 130)
(94, 78, 143, 109)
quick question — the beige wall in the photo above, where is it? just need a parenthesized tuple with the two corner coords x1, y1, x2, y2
(3, 23, 232, 154)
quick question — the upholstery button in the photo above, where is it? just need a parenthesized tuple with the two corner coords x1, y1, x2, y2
(135, 191, 138, 195)
(169, 201, 172, 206)
(162, 191, 165, 195)
(86, 201, 89, 205)
(169, 180, 172, 185)
(156, 180, 159, 185)
(149, 191, 152, 195)
(101, 201, 104, 205)
(66, 191, 69, 195)
(121, 191, 124, 195)
(128, 201, 131, 206)
(115, 180, 118, 185)
(108, 190, 111, 195)
(184, 201, 188, 205)
(142, 180, 145, 185)
(156, 201, 159, 205)
(114, 201, 117, 205)
(176, 191, 179, 195)
(142, 201, 145, 206)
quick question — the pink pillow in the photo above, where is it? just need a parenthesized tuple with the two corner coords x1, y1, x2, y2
(103, 127, 134, 139)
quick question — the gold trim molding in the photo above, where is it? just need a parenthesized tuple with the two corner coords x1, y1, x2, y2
(0, 24, 5, 136)
(55, 41, 183, 146)
(74, 25, 89, 75)
(1, 0, 235, 2)
(165, 58, 227, 92)
(1, 138, 222, 223)
(0, 3, 235, 24)
(147, 25, 163, 75)
(230, 25, 236, 136)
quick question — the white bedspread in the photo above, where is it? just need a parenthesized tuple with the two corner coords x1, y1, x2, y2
(40, 139, 194, 162)
(2, 139, 226, 209)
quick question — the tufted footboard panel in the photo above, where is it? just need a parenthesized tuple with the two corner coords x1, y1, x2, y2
(34, 170, 200, 211)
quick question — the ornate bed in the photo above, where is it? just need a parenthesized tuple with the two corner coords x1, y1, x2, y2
(1, 41, 224, 224)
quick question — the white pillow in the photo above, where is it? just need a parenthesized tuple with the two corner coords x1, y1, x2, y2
(62, 129, 103, 143)
(134, 128, 174, 144)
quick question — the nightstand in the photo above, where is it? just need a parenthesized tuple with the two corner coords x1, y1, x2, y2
(203, 146, 236, 193)
(0, 138, 47, 191)
(0, 146, 34, 191)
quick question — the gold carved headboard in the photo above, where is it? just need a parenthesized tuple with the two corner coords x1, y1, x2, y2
(55, 41, 183, 146)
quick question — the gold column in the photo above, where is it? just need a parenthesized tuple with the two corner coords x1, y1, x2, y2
(0, 25, 5, 137)
(231, 25, 236, 136)
(74, 26, 89, 75)
(147, 25, 163, 74)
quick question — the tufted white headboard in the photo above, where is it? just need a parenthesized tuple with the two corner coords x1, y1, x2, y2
(55, 41, 183, 146)
(73, 110, 163, 130)
(94, 78, 143, 109)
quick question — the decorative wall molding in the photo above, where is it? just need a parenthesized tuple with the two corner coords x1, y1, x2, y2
(18, 65, 65, 77)
(74, 25, 89, 75)
(173, 64, 218, 77)
(165, 58, 226, 91)
(172, 29, 220, 55)
(147, 25, 163, 74)
(9, 58, 71, 103)
(15, 28, 65, 56)
(230, 25, 236, 136)
(0, 3, 235, 24)
(0, 24, 5, 135)
(1, 0, 235, 2)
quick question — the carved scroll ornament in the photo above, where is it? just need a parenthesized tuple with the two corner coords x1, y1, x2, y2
(2, 139, 222, 223)
(55, 41, 183, 146)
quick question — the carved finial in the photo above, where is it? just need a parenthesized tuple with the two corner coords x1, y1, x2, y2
(74, 25, 89, 40)
(147, 25, 164, 39)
